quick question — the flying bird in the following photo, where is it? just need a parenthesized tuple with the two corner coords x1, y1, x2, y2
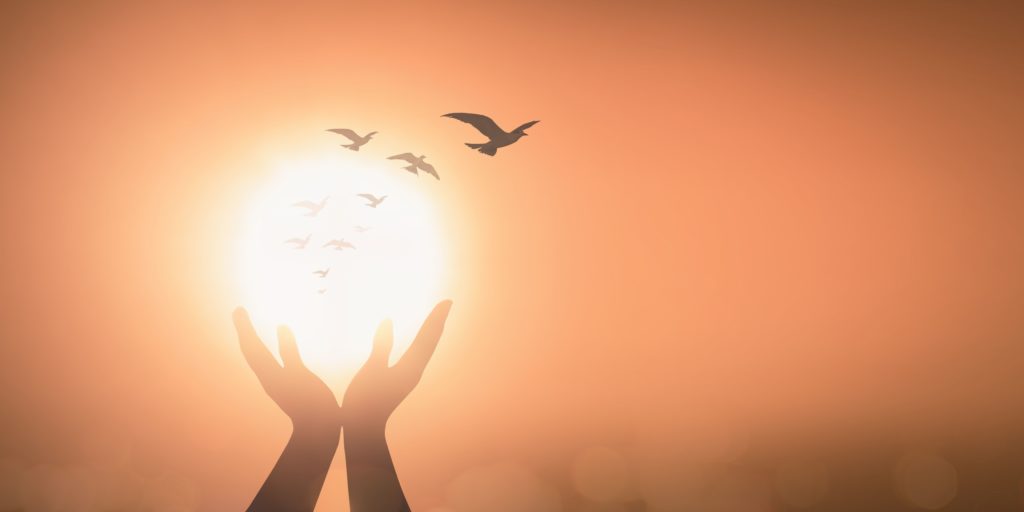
(323, 239, 356, 251)
(284, 234, 312, 249)
(357, 193, 387, 208)
(327, 128, 377, 151)
(443, 113, 539, 156)
(353, 225, 371, 233)
(292, 197, 329, 217)
(313, 268, 330, 278)
(317, 288, 327, 295)
(388, 153, 439, 180)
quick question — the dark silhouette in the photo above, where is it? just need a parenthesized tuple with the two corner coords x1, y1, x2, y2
(443, 112, 539, 156)
(233, 308, 341, 512)
(388, 153, 439, 180)
(292, 197, 329, 217)
(327, 128, 377, 151)
(342, 301, 453, 512)
(236, 301, 452, 512)
(357, 193, 387, 208)
(284, 234, 312, 249)
(323, 239, 356, 251)
(312, 268, 330, 278)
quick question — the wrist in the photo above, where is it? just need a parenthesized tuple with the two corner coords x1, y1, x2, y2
(342, 423, 390, 454)
(291, 422, 341, 445)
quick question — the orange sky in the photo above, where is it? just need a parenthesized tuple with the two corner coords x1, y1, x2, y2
(2, 1, 1024, 511)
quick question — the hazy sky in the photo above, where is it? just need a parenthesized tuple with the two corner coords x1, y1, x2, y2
(1, 1, 1023, 511)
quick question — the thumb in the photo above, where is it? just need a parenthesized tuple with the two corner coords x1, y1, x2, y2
(277, 325, 305, 369)
(364, 319, 393, 369)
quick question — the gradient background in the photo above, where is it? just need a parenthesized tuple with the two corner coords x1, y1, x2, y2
(2, 1, 1023, 511)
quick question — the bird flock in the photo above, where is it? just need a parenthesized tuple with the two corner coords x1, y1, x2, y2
(284, 112, 539, 295)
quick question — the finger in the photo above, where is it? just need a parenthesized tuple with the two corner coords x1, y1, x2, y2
(232, 307, 281, 382)
(364, 319, 394, 369)
(277, 325, 305, 369)
(395, 300, 452, 376)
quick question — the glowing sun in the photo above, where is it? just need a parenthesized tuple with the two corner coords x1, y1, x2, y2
(237, 150, 447, 373)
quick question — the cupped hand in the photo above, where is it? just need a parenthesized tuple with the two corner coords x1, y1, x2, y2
(233, 308, 341, 434)
(342, 300, 453, 431)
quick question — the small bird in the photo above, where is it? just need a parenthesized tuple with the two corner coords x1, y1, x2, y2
(317, 288, 327, 295)
(313, 268, 330, 278)
(443, 113, 539, 156)
(292, 197, 329, 217)
(323, 239, 356, 251)
(353, 225, 371, 233)
(327, 128, 377, 151)
(388, 153, 439, 180)
(284, 234, 312, 249)
(357, 193, 387, 208)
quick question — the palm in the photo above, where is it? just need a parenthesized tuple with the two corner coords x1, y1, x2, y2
(343, 301, 452, 430)
(233, 309, 341, 431)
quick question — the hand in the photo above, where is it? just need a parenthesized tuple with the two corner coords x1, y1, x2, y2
(233, 308, 341, 435)
(342, 300, 453, 431)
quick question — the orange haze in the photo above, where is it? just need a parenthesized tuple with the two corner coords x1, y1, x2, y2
(1, 1, 1023, 511)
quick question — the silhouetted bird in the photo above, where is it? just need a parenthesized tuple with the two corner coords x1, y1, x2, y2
(327, 128, 377, 151)
(317, 288, 327, 295)
(353, 225, 371, 233)
(292, 197, 329, 217)
(284, 234, 312, 249)
(357, 193, 387, 208)
(313, 268, 330, 278)
(443, 113, 539, 156)
(323, 239, 356, 251)
(388, 153, 439, 180)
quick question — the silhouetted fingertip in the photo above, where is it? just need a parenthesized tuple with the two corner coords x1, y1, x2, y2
(232, 307, 251, 328)
(435, 300, 453, 320)
(277, 325, 295, 340)
(375, 321, 393, 343)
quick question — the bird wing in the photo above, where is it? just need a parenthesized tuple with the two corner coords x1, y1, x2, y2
(388, 153, 417, 163)
(356, 193, 377, 201)
(292, 200, 317, 209)
(420, 162, 439, 180)
(322, 240, 338, 247)
(443, 113, 505, 139)
(512, 120, 540, 132)
(327, 128, 360, 141)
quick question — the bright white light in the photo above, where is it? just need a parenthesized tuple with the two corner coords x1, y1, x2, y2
(237, 150, 446, 375)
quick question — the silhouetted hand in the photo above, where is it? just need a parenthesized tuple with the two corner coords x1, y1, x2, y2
(233, 308, 341, 434)
(233, 307, 340, 512)
(342, 300, 453, 512)
(342, 300, 453, 431)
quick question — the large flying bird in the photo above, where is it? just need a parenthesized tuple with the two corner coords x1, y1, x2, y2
(357, 193, 387, 208)
(323, 239, 356, 251)
(443, 113, 539, 156)
(327, 128, 377, 151)
(292, 197, 329, 217)
(284, 234, 312, 249)
(388, 153, 439, 180)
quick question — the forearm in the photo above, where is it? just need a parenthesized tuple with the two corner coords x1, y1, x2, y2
(249, 425, 340, 512)
(344, 425, 410, 512)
